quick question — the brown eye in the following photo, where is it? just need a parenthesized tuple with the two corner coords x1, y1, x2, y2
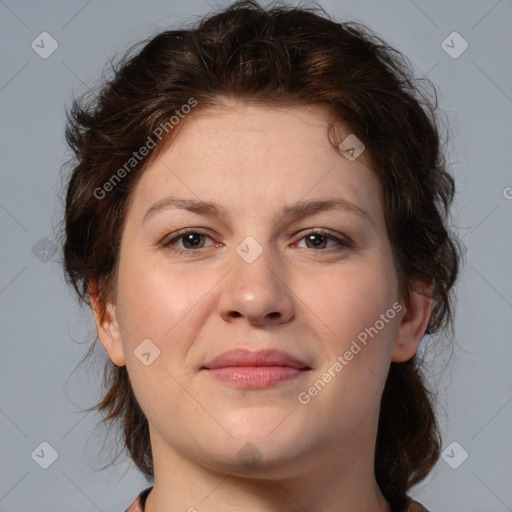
(162, 230, 215, 253)
(296, 230, 352, 251)
(178, 232, 206, 249)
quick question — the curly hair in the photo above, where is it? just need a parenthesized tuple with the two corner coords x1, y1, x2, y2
(58, 1, 461, 510)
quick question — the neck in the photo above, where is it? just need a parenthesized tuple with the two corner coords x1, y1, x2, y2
(144, 430, 392, 512)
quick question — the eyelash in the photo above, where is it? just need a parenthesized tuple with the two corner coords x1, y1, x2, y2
(161, 229, 353, 255)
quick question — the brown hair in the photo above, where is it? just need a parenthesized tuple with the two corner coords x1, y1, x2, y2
(59, 1, 461, 509)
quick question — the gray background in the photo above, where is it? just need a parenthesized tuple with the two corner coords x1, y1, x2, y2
(1, 0, 511, 510)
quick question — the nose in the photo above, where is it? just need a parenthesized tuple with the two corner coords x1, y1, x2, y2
(217, 242, 295, 327)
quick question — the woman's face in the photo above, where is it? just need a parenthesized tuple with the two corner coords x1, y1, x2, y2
(94, 100, 430, 478)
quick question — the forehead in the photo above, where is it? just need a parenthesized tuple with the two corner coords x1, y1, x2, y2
(156, 100, 363, 164)
(125, 101, 383, 227)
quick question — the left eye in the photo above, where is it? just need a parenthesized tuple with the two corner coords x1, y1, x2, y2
(162, 231, 215, 251)
(295, 231, 351, 250)
(162, 229, 352, 253)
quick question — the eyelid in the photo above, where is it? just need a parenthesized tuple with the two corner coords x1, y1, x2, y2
(292, 227, 353, 245)
(161, 228, 218, 248)
(161, 227, 354, 253)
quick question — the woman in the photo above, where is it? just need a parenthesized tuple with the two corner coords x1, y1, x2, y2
(60, 1, 461, 511)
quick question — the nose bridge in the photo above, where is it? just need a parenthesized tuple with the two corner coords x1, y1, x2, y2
(218, 234, 294, 324)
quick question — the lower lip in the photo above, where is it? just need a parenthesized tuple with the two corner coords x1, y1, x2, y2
(204, 366, 308, 389)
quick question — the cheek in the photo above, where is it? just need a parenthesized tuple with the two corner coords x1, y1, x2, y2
(298, 259, 400, 399)
(115, 259, 200, 423)
(116, 255, 197, 335)
(297, 258, 398, 336)
(115, 255, 218, 379)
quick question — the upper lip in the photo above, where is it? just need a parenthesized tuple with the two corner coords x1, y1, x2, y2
(202, 349, 311, 370)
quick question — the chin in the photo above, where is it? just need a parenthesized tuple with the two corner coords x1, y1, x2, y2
(196, 420, 315, 473)
(220, 405, 302, 440)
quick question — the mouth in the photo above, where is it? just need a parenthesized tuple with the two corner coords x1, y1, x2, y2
(201, 348, 312, 389)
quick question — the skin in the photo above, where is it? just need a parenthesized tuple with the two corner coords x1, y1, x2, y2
(90, 100, 432, 512)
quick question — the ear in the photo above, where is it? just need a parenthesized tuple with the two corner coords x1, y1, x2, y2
(391, 280, 433, 363)
(89, 278, 125, 367)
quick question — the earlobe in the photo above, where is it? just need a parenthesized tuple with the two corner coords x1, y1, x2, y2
(391, 280, 433, 363)
(89, 279, 126, 367)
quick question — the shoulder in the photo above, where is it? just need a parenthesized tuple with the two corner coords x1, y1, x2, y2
(401, 496, 431, 512)
(124, 486, 153, 512)
(123, 487, 430, 512)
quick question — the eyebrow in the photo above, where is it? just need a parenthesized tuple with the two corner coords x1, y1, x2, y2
(142, 196, 374, 228)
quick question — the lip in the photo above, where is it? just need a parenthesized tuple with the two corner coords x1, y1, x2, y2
(202, 348, 310, 370)
(201, 348, 312, 389)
